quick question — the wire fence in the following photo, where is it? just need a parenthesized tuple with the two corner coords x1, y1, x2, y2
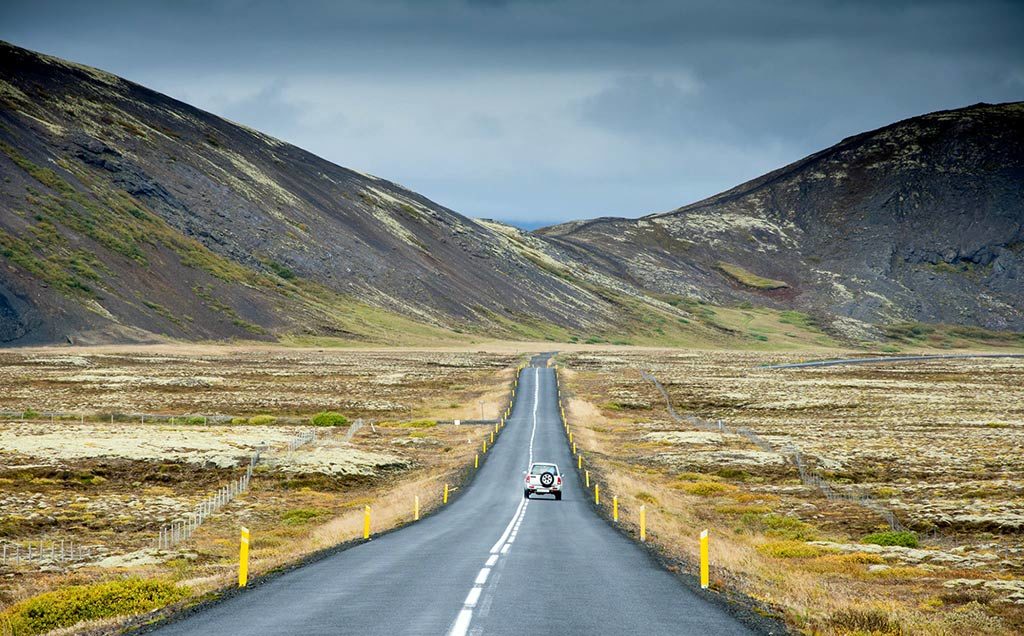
(157, 455, 257, 550)
(156, 425, 324, 550)
(0, 539, 102, 567)
(0, 410, 319, 425)
(342, 419, 364, 443)
(641, 370, 907, 531)
(4, 372, 519, 565)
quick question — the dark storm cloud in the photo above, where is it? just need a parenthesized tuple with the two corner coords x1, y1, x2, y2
(2, 0, 1022, 225)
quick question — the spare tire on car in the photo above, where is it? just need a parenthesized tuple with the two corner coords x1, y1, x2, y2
(540, 471, 555, 487)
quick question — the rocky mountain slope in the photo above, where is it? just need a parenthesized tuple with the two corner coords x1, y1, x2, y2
(537, 102, 1024, 337)
(1, 41, 1020, 346)
(0, 41, 667, 345)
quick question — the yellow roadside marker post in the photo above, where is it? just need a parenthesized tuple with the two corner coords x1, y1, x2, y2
(700, 530, 709, 589)
(594, 484, 599, 505)
(238, 527, 250, 587)
(363, 506, 371, 539)
(577, 454, 582, 469)
(569, 432, 573, 444)
(573, 442, 577, 455)
(613, 496, 619, 522)
(585, 470, 590, 488)
(414, 496, 420, 521)
(640, 505, 646, 542)
(475, 454, 479, 469)
(483, 439, 487, 454)
(443, 484, 449, 504)
(490, 431, 494, 445)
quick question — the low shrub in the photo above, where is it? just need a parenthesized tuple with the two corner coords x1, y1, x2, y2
(756, 540, 826, 559)
(675, 472, 713, 482)
(267, 261, 296, 280)
(1, 578, 190, 635)
(862, 530, 918, 548)
(829, 551, 885, 565)
(247, 415, 277, 426)
(679, 481, 733, 497)
(740, 512, 819, 540)
(804, 552, 886, 574)
(636, 491, 658, 505)
(827, 606, 901, 635)
(761, 514, 819, 540)
(396, 419, 436, 428)
(281, 508, 325, 525)
(311, 412, 348, 427)
(230, 417, 248, 425)
(22, 408, 39, 420)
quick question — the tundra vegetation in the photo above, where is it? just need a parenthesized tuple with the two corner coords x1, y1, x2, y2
(560, 350, 1024, 635)
(0, 347, 519, 635)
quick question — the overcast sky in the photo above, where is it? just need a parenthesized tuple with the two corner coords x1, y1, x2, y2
(3, 1, 1023, 227)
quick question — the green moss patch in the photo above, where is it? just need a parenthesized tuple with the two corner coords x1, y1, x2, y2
(0, 578, 190, 636)
(715, 261, 789, 290)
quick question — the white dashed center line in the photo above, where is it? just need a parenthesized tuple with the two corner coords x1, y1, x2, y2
(447, 367, 541, 636)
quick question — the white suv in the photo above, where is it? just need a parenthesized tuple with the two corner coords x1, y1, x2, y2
(523, 462, 562, 500)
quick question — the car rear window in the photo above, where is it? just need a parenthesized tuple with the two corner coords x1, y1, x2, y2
(531, 464, 556, 474)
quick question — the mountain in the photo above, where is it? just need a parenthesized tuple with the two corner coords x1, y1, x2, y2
(1, 41, 1021, 347)
(0, 41, 669, 345)
(537, 102, 1024, 337)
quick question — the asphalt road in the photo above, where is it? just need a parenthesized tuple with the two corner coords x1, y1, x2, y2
(148, 356, 762, 635)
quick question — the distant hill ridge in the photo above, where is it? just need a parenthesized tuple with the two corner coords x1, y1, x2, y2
(538, 102, 1024, 336)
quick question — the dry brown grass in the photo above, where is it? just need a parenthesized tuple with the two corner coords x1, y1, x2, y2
(0, 347, 523, 634)
(560, 350, 1024, 635)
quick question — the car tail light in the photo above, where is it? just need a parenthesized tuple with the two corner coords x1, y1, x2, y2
(556, 476, 562, 485)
